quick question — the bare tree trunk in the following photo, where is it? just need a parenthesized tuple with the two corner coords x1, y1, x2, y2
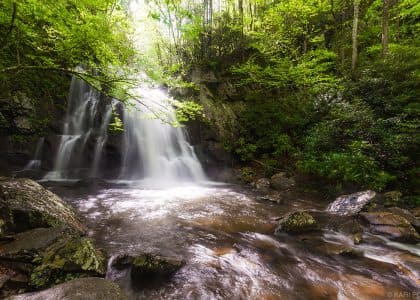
(382, 0, 389, 55)
(351, 0, 360, 70)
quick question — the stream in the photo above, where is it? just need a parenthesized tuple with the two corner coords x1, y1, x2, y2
(49, 182, 420, 300)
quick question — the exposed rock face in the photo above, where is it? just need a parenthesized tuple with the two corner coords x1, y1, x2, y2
(270, 172, 295, 191)
(0, 178, 86, 234)
(360, 212, 420, 243)
(6, 277, 127, 300)
(275, 211, 318, 234)
(326, 190, 376, 216)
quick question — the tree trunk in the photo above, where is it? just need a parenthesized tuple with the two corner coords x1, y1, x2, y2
(351, 0, 360, 70)
(382, 0, 389, 55)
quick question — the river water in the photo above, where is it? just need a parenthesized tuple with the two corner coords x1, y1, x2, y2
(49, 182, 419, 300)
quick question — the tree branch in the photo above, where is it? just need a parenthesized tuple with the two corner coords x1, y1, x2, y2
(0, 2, 17, 50)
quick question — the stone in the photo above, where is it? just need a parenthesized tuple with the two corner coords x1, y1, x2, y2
(326, 190, 376, 216)
(6, 277, 127, 300)
(253, 178, 271, 192)
(360, 212, 420, 243)
(0, 178, 86, 234)
(383, 191, 403, 207)
(385, 207, 420, 232)
(112, 253, 184, 287)
(130, 253, 184, 285)
(275, 211, 318, 234)
(270, 172, 295, 191)
(0, 227, 66, 262)
(29, 236, 106, 289)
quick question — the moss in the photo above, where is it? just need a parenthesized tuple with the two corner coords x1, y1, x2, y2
(30, 236, 106, 289)
(280, 212, 318, 233)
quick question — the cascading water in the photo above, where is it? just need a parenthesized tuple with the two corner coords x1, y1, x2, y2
(23, 137, 45, 170)
(43, 76, 113, 180)
(42, 73, 206, 183)
(119, 84, 206, 184)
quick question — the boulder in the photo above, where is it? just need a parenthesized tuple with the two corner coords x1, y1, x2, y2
(326, 190, 376, 216)
(360, 212, 419, 243)
(111, 253, 184, 287)
(0, 178, 86, 234)
(270, 172, 295, 191)
(252, 178, 271, 192)
(0, 227, 65, 262)
(385, 207, 420, 232)
(6, 277, 127, 300)
(30, 236, 106, 289)
(275, 211, 318, 234)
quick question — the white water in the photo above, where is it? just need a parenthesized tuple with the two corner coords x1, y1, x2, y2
(23, 137, 45, 170)
(119, 84, 206, 184)
(43, 75, 111, 180)
(42, 73, 206, 184)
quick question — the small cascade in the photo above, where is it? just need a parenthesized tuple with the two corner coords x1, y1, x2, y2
(43, 76, 113, 180)
(119, 84, 206, 183)
(23, 137, 45, 170)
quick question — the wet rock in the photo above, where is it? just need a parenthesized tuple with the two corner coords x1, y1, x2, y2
(383, 191, 403, 207)
(385, 207, 420, 232)
(315, 243, 362, 258)
(275, 211, 318, 234)
(0, 227, 65, 262)
(0, 177, 86, 234)
(353, 232, 363, 244)
(6, 277, 127, 300)
(30, 236, 106, 289)
(270, 172, 295, 191)
(252, 178, 271, 192)
(326, 190, 376, 216)
(0, 266, 29, 298)
(112, 253, 184, 287)
(130, 253, 184, 285)
(256, 192, 284, 204)
(360, 212, 420, 243)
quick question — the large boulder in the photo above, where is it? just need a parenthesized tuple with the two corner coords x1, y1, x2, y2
(360, 212, 420, 243)
(6, 277, 127, 300)
(0, 178, 86, 234)
(111, 253, 184, 287)
(326, 190, 376, 216)
(275, 211, 318, 234)
(30, 236, 106, 289)
(270, 172, 295, 191)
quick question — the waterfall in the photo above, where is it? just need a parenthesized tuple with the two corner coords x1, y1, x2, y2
(43, 76, 112, 180)
(23, 137, 45, 170)
(119, 84, 206, 183)
(42, 75, 206, 183)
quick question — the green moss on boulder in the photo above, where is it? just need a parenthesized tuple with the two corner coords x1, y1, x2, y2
(0, 178, 86, 234)
(275, 211, 318, 234)
(30, 236, 106, 289)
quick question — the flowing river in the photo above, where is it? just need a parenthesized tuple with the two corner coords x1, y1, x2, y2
(48, 182, 419, 300)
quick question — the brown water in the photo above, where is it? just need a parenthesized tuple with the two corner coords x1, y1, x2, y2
(51, 182, 420, 300)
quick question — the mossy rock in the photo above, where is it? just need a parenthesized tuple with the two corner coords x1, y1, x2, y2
(0, 178, 86, 234)
(130, 253, 184, 287)
(360, 212, 420, 243)
(275, 211, 318, 234)
(30, 236, 106, 289)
